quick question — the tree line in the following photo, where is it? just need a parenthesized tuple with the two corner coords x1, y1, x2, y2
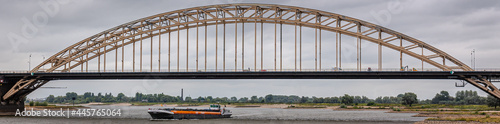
(41, 90, 500, 107)
(424, 90, 500, 108)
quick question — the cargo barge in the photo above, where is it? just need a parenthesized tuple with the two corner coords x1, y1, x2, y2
(148, 104, 231, 119)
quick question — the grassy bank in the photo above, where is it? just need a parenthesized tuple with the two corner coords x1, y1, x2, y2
(40, 102, 500, 123)
(25, 105, 87, 110)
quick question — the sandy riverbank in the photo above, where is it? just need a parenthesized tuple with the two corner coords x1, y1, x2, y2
(25, 106, 88, 111)
(28, 103, 500, 123)
(58, 103, 398, 110)
(73, 103, 295, 109)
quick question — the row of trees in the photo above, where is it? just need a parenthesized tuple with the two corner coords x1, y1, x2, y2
(418, 90, 500, 108)
(428, 90, 487, 105)
(45, 92, 182, 103)
(44, 92, 414, 105)
(42, 90, 499, 107)
(44, 92, 374, 104)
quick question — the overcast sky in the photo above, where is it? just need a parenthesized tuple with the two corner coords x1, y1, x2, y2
(1, 0, 499, 100)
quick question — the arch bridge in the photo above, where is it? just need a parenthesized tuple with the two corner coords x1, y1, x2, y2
(1, 4, 499, 112)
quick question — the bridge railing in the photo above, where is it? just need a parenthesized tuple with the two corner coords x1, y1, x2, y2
(0, 70, 32, 73)
(2, 68, 500, 73)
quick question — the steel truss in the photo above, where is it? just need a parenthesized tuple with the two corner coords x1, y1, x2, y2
(3, 4, 498, 100)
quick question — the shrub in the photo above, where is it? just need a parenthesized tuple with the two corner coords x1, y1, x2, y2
(33, 101, 48, 106)
(393, 108, 401, 111)
(40, 102, 48, 106)
(340, 104, 347, 108)
(367, 102, 375, 106)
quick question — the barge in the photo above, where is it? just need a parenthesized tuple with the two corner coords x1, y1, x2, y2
(148, 104, 232, 119)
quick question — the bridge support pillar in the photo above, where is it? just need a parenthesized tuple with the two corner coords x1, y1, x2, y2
(0, 82, 25, 115)
(0, 100, 24, 116)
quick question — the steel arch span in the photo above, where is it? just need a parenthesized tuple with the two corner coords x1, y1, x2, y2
(35, 4, 472, 72)
(3, 4, 499, 101)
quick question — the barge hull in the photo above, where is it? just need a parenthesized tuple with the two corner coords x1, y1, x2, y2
(149, 113, 231, 119)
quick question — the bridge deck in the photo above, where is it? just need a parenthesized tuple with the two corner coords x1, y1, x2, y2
(1, 71, 500, 81)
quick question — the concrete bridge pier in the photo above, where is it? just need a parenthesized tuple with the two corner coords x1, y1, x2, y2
(0, 101, 24, 116)
(0, 79, 26, 115)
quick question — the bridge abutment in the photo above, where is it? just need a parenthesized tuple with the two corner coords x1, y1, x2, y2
(0, 80, 25, 115)
(0, 100, 24, 116)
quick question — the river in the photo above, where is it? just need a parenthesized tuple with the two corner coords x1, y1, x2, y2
(0, 105, 427, 124)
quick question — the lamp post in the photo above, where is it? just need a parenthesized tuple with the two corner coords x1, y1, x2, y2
(28, 54, 32, 72)
(42, 55, 45, 70)
(471, 49, 475, 70)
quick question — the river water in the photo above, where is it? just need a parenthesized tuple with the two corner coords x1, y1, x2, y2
(0, 105, 427, 124)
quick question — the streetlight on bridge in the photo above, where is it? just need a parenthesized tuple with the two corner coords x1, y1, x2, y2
(471, 49, 475, 70)
(28, 54, 32, 72)
(42, 55, 45, 70)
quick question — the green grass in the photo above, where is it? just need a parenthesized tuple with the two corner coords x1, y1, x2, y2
(130, 102, 159, 106)
(399, 104, 500, 112)
(427, 117, 500, 123)
(47, 101, 500, 111)
(282, 103, 342, 106)
(26, 105, 86, 108)
(407, 104, 490, 110)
